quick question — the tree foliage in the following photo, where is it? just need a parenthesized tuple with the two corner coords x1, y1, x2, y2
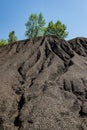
(0, 13, 68, 46)
(44, 20, 68, 39)
(25, 13, 45, 38)
(8, 31, 17, 43)
(25, 13, 68, 39)
(0, 39, 8, 46)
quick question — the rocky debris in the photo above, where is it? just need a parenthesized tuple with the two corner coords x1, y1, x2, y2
(79, 102, 87, 117)
(0, 35, 87, 130)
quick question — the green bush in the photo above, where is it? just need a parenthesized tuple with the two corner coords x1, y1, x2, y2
(0, 39, 8, 46)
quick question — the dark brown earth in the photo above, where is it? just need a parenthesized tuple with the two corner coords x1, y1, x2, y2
(0, 35, 87, 130)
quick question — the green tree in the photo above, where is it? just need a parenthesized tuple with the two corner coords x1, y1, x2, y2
(44, 20, 68, 39)
(25, 13, 45, 38)
(0, 39, 8, 46)
(8, 31, 17, 43)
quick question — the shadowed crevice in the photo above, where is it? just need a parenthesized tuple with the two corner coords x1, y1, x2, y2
(14, 94, 25, 129)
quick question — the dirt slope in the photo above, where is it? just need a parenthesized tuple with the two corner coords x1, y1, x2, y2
(0, 36, 87, 130)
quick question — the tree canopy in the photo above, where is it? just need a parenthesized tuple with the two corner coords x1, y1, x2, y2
(45, 20, 68, 39)
(8, 31, 18, 43)
(0, 13, 68, 47)
(25, 13, 68, 39)
(25, 13, 45, 38)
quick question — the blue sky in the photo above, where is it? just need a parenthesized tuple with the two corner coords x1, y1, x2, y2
(0, 0, 87, 40)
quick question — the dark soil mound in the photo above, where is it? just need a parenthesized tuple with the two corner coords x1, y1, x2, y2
(0, 36, 87, 130)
